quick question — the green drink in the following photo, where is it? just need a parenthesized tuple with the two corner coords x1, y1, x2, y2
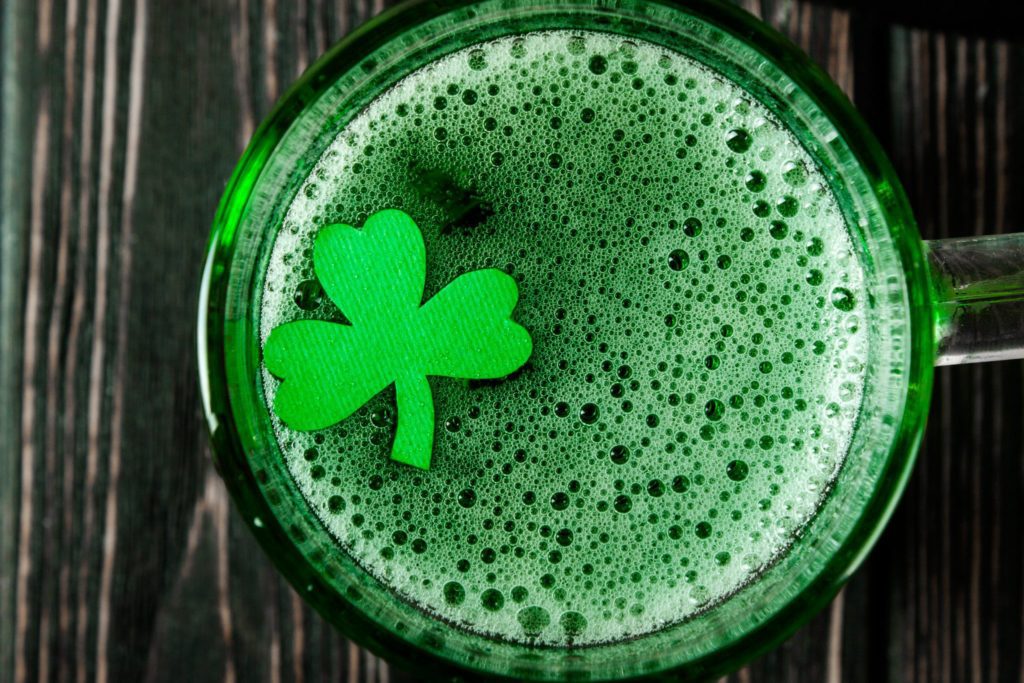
(202, 0, 948, 678)
(259, 30, 866, 646)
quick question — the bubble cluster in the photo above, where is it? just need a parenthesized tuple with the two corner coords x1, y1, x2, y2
(259, 31, 868, 646)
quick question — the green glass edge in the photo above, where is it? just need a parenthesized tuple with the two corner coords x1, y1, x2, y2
(197, 0, 936, 679)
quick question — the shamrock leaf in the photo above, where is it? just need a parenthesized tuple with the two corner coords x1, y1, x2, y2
(264, 209, 533, 470)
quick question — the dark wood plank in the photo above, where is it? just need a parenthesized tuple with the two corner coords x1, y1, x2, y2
(2, 1, 1022, 682)
(1, 2, 41, 681)
(0, 0, 393, 681)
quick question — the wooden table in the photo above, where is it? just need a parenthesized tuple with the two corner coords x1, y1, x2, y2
(2, 1, 1022, 681)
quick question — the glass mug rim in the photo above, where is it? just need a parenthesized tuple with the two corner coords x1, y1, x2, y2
(198, 0, 934, 679)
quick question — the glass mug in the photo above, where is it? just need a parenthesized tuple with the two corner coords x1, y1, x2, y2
(197, 0, 1024, 679)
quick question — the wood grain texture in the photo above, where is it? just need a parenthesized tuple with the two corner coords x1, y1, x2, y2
(1, 1, 1022, 682)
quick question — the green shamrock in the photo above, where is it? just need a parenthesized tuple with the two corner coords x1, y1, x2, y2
(264, 209, 533, 470)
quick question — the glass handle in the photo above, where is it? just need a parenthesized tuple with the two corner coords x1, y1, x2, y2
(927, 235, 1024, 366)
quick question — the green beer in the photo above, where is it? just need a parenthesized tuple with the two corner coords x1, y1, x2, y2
(258, 30, 867, 646)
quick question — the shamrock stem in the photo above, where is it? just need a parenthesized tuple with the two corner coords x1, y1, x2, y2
(391, 375, 434, 470)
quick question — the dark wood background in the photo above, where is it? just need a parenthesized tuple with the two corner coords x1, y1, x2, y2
(2, 0, 1022, 681)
